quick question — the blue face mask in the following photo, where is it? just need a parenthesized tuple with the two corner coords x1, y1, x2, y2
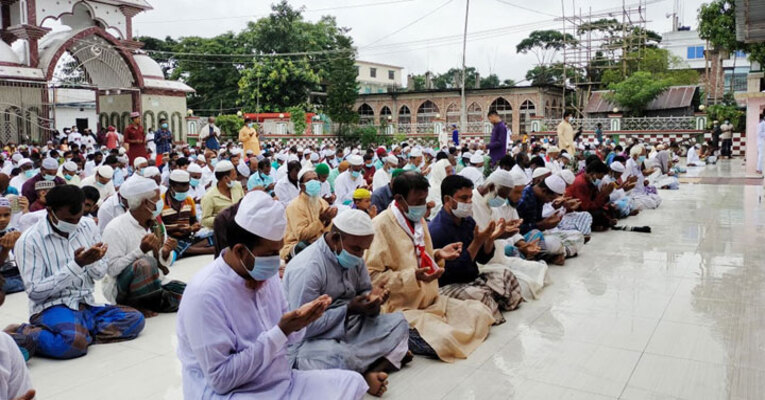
(351, 170, 361, 178)
(335, 235, 363, 269)
(403, 200, 428, 222)
(242, 248, 280, 281)
(304, 179, 322, 197)
(95, 180, 106, 188)
(593, 178, 602, 186)
(43, 174, 55, 181)
(210, 158, 218, 167)
(63, 174, 73, 181)
(140, 168, 146, 176)
(24, 170, 34, 178)
(172, 191, 188, 201)
(488, 196, 506, 208)
(365, 163, 373, 168)
(161, 123, 169, 129)
(152, 198, 163, 217)
(638, 156, 646, 164)
(190, 178, 200, 187)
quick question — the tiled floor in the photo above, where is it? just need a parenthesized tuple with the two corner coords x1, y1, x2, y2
(2, 159, 764, 400)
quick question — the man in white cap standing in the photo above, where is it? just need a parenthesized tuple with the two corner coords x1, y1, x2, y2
(21, 157, 64, 204)
(102, 176, 184, 316)
(334, 154, 367, 206)
(176, 191, 369, 400)
(80, 165, 116, 206)
(133, 157, 149, 177)
(459, 153, 486, 187)
(58, 161, 81, 186)
(283, 210, 409, 398)
(201, 160, 244, 229)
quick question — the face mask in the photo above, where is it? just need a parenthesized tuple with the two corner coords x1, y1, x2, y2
(210, 158, 218, 167)
(64, 174, 73, 181)
(335, 234, 362, 269)
(172, 191, 188, 201)
(248, 123, 254, 128)
(451, 199, 473, 219)
(95, 180, 106, 188)
(351, 170, 361, 178)
(365, 163, 373, 168)
(50, 213, 78, 234)
(152, 198, 163, 217)
(161, 123, 168, 129)
(43, 174, 55, 181)
(638, 156, 646, 164)
(241, 247, 280, 281)
(139, 167, 146, 176)
(190, 178, 200, 187)
(488, 196, 506, 208)
(226, 180, 235, 188)
(24, 170, 34, 178)
(593, 178, 602, 186)
(403, 201, 428, 222)
(305, 179, 321, 197)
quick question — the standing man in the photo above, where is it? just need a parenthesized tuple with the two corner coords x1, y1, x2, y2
(720, 119, 733, 159)
(124, 111, 148, 166)
(595, 122, 604, 145)
(451, 124, 460, 147)
(239, 118, 261, 156)
(199, 116, 221, 151)
(154, 119, 173, 165)
(759, 114, 765, 174)
(557, 112, 575, 156)
(486, 111, 507, 166)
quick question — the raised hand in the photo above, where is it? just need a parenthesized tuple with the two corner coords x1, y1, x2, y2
(279, 295, 332, 335)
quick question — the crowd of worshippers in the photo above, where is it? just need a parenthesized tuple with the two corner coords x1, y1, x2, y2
(0, 117, 695, 399)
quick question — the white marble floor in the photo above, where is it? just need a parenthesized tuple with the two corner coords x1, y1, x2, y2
(2, 160, 764, 400)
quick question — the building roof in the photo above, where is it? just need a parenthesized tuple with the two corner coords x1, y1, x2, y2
(92, 0, 153, 10)
(584, 86, 698, 114)
(354, 60, 404, 70)
(357, 85, 557, 98)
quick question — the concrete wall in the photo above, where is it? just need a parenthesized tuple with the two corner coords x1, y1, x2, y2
(140, 94, 187, 141)
(97, 93, 133, 132)
(0, 84, 47, 143)
(55, 106, 97, 132)
(356, 60, 403, 94)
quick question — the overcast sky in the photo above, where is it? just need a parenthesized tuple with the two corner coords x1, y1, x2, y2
(132, 0, 707, 84)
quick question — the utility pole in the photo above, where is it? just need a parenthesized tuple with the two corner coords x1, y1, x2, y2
(560, 0, 566, 113)
(459, 0, 470, 137)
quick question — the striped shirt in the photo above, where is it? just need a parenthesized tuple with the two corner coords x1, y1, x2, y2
(14, 215, 107, 315)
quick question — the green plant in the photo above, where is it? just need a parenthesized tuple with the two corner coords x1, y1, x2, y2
(393, 132, 407, 145)
(288, 106, 307, 135)
(215, 114, 244, 139)
(706, 104, 745, 131)
(356, 125, 379, 148)
(604, 71, 671, 116)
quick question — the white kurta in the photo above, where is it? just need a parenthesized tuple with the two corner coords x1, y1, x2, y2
(176, 256, 367, 400)
(459, 166, 484, 187)
(97, 194, 125, 234)
(333, 171, 364, 206)
(0, 332, 32, 400)
(372, 168, 390, 192)
(80, 175, 116, 206)
(274, 176, 300, 207)
(8, 175, 28, 193)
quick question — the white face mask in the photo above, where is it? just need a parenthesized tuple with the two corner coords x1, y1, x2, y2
(451, 199, 473, 219)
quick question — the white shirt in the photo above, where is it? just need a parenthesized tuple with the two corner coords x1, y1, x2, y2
(686, 147, 701, 165)
(81, 135, 96, 149)
(97, 194, 126, 234)
(102, 212, 173, 303)
(372, 168, 391, 192)
(274, 176, 300, 207)
(84, 160, 98, 177)
(333, 171, 364, 206)
(0, 332, 32, 400)
(275, 164, 288, 182)
(459, 166, 484, 187)
(8, 175, 28, 192)
(16, 210, 46, 233)
(80, 175, 116, 206)
(15, 216, 107, 315)
(320, 180, 332, 198)
(68, 131, 82, 146)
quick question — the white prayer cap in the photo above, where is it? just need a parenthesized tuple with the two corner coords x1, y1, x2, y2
(218, 149, 227, 157)
(288, 154, 300, 162)
(462, 151, 472, 159)
(547, 146, 560, 153)
(474, 150, 485, 157)
(119, 176, 157, 199)
(143, 166, 160, 178)
(63, 161, 78, 172)
(544, 175, 566, 195)
(11, 153, 22, 162)
(610, 161, 625, 173)
(297, 147, 305, 153)
(215, 160, 235, 173)
(297, 167, 315, 181)
(117, 155, 129, 165)
(351, 148, 360, 155)
(347, 155, 363, 166)
(385, 155, 398, 165)
(409, 148, 423, 158)
(235, 191, 287, 241)
(197, 155, 206, 163)
(325, 149, 336, 156)
(118, 147, 126, 155)
(532, 167, 551, 179)
(97, 165, 114, 179)
(42, 157, 58, 170)
(187, 163, 203, 174)
(237, 163, 251, 177)
(561, 153, 573, 161)
(334, 209, 375, 236)
(426, 148, 437, 157)
(470, 154, 484, 164)
(18, 158, 32, 167)
(169, 169, 190, 183)
(487, 169, 514, 188)
(276, 153, 287, 161)
(230, 148, 243, 156)
(310, 152, 319, 162)
(510, 169, 530, 187)
(558, 170, 575, 185)
(630, 144, 646, 156)
(133, 157, 148, 168)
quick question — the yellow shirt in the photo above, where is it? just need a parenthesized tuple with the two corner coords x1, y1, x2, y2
(200, 182, 244, 229)
(280, 193, 331, 259)
(557, 120, 575, 155)
(239, 126, 261, 156)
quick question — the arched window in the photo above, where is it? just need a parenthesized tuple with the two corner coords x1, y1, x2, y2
(467, 102, 482, 122)
(398, 105, 411, 133)
(445, 103, 459, 125)
(519, 100, 536, 134)
(358, 103, 374, 125)
(416, 100, 439, 132)
(489, 97, 512, 125)
(171, 112, 184, 141)
(379, 105, 392, 125)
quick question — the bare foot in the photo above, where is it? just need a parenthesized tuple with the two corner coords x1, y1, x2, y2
(629, 209, 640, 216)
(552, 254, 566, 266)
(584, 235, 592, 243)
(365, 371, 389, 397)
(401, 350, 414, 366)
(139, 309, 159, 318)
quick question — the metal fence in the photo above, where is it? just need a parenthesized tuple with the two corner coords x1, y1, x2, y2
(539, 116, 697, 132)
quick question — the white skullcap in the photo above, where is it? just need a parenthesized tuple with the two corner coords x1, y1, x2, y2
(510, 169, 530, 187)
(385, 155, 398, 165)
(63, 161, 78, 172)
(487, 169, 514, 188)
(287, 154, 299, 162)
(351, 149, 360, 155)
(18, 158, 32, 167)
(117, 155, 129, 164)
(133, 157, 147, 168)
(347, 155, 363, 166)
(42, 158, 58, 170)
(143, 166, 160, 178)
(118, 147, 126, 155)
(230, 148, 243, 156)
(561, 153, 573, 160)
(297, 167, 315, 181)
(334, 209, 375, 236)
(462, 151, 472, 159)
(475, 150, 485, 157)
(197, 155, 206, 163)
(532, 167, 551, 179)
(215, 160, 234, 173)
(325, 149, 336, 156)
(610, 161, 625, 173)
(187, 163, 203, 174)
(235, 191, 287, 241)
(409, 148, 423, 157)
(169, 169, 190, 183)
(470, 154, 484, 164)
(11, 154, 22, 162)
(547, 146, 560, 153)
(237, 163, 251, 177)
(119, 176, 157, 199)
(97, 165, 114, 179)
(545, 175, 566, 195)
(297, 147, 305, 152)
(558, 170, 575, 186)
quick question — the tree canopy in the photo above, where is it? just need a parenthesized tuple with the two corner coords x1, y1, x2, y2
(516, 30, 577, 65)
(406, 67, 514, 91)
(604, 71, 671, 116)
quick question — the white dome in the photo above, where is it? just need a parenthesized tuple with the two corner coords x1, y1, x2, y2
(0, 41, 20, 65)
(134, 54, 164, 79)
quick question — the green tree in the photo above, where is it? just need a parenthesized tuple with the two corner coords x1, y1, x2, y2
(604, 71, 671, 116)
(480, 74, 501, 88)
(238, 57, 320, 112)
(288, 106, 307, 135)
(134, 35, 178, 79)
(215, 114, 244, 139)
(525, 63, 582, 86)
(516, 30, 577, 65)
(325, 36, 359, 132)
(501, 78, 516, 87)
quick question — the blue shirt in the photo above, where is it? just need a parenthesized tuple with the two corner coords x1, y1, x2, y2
(155, 129, 173, 154)
(516, 185, 544, 234)
(205, 126, 220, 150)
(247, 172, 274, 194)
(452, 129, 459, 145)
(3, 186, 19, 196)
(428, 209, 493, 286)
(370, 184, 393, 212)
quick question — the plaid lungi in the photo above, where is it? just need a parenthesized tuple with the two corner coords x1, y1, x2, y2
(116, 256, 185, 313)
(439, 269, 523, 325)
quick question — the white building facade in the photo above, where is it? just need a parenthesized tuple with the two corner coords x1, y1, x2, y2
(355, 60, 403, 94)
